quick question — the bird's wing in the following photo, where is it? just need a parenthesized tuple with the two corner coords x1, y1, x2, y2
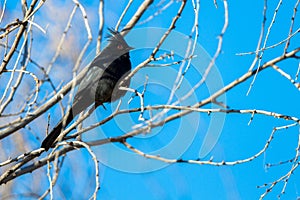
(75, 66, 104, 97)
(70, 65, 104, 114)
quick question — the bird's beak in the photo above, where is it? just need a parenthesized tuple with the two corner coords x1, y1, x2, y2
(128, 46, 134, 51)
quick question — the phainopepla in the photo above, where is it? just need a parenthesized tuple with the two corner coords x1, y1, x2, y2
(41, 29, 133, 150)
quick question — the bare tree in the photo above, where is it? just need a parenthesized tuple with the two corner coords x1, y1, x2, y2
(0, 0, 299, 199)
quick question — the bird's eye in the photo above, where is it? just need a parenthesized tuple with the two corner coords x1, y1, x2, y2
(117, 44, 123, 49)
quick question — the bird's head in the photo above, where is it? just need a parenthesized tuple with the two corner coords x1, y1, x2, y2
(107, 28, 133, 55)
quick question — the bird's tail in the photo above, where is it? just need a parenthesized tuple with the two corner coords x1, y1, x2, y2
(41, 111, 74, 151)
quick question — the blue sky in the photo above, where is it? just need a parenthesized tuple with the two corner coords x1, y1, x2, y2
(86, 1, 300, 199)
(1, 0, 300, 199)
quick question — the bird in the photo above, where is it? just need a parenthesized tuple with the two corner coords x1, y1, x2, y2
(41, 29, 133, 150)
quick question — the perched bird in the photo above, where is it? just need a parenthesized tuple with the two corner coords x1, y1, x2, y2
(41, 29, 133, 150)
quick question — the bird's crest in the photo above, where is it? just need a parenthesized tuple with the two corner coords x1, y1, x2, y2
(107, 28, 127, 44)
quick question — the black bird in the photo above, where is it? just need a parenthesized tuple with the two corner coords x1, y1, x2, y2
(41, 29, 133, 150)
